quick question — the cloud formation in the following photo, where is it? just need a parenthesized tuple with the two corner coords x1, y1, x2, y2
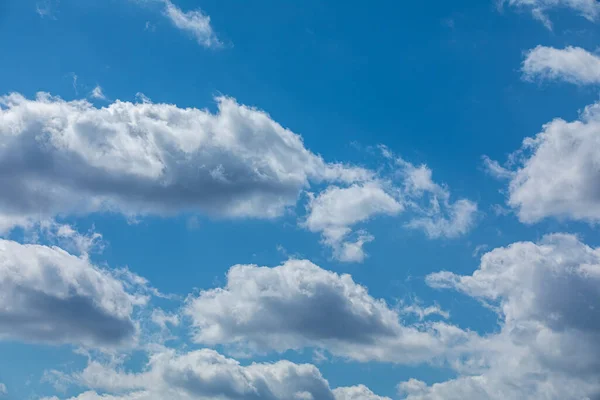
(489, 101, 600, 223)
(503, 0, 600, 28)
(162, 0, 222, 48)
(0, 92, 368, 233)
(397, 159, 478, 239)
(401, 234, 600, 399)
(302, 149, 478, 262)
(42, 348, 387, 400)
(185, 259, 472, 363)
(304, 182, 403, 262)
(0, 239, 144, 347)
(523, 46, 600, 85)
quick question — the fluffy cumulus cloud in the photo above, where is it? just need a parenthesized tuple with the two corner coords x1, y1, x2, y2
(0, 239, 145, 347)
(0, 92, 369, 233)
(333, 385, 392, 400)
(185, 259, 473, 363)
(489, 101, 600, 223)
(502, 0, 600, 27)
(523, 45, 600, 85)
(303, 150, 478, 262)
(42, 348, 386, 400)
(0, 383, 5, 396)
(303, 182, 403, 262)
(400, 234, 600, 399)
(162, 0, 222, 48)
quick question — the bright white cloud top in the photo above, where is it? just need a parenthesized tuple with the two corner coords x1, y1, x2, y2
(488, 101, 600, 223)
(523, 46, 600, 85)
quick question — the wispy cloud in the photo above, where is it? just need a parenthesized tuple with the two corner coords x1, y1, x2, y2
(162, 0, 222, 48)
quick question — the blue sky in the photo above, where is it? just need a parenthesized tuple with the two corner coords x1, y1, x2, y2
(2, 0, 600, 399)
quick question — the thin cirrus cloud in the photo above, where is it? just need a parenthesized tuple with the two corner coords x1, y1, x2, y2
(0, 238, 144, 348)
(41, 348, 389, 400)
(523, 45, 600, 85)
(184, 259, 474, 364)
(400, 234, 600, 399)
(502, 0, 600, 28)
(162, 0, 222, 48)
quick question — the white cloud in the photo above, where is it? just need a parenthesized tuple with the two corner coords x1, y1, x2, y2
(405, 199, 477, 239)
(404, 234, 600, 399)
(333, 385, 392, 400)
(0, 92, 369, 233)
(0, 383, 5, 396)
(523, 46, 600, 85)
(303, 182, 403, 262)
(502, 0, 600, 28)
(90, 85, 106, 100)
(0, 239, 145, 348)
(162, 0, 222, 48)
(301, 151, 478, 261)
(397, 160, 478, 239)
(481, 155, 513, 180)
(44, 348, 386, 400)
(184, 259, 472, 363)
(491, 101, 600, 223)
(400, 302, 450, 321)
(150, 308, 180, 330)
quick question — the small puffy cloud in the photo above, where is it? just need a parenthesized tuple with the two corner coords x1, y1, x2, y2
(45, 348, 386, 400)
(502, 0, 600, 28)
(304, 182, 403, 262)
(407, 234, 600, 399)
(0, 92, 367, 232)
(0, 383, 5, 396)
(90, 85, 106, 100)
(523, 46, 600, 85)
(185, 259, 472, 363)
(302, 150, 478, 262)
(0, 239, 144, 348)
(150, 308, 180, 330)
(162, 0, 222, 48)
(397, 160, 478, 239)
(491, 101, 600, 223)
